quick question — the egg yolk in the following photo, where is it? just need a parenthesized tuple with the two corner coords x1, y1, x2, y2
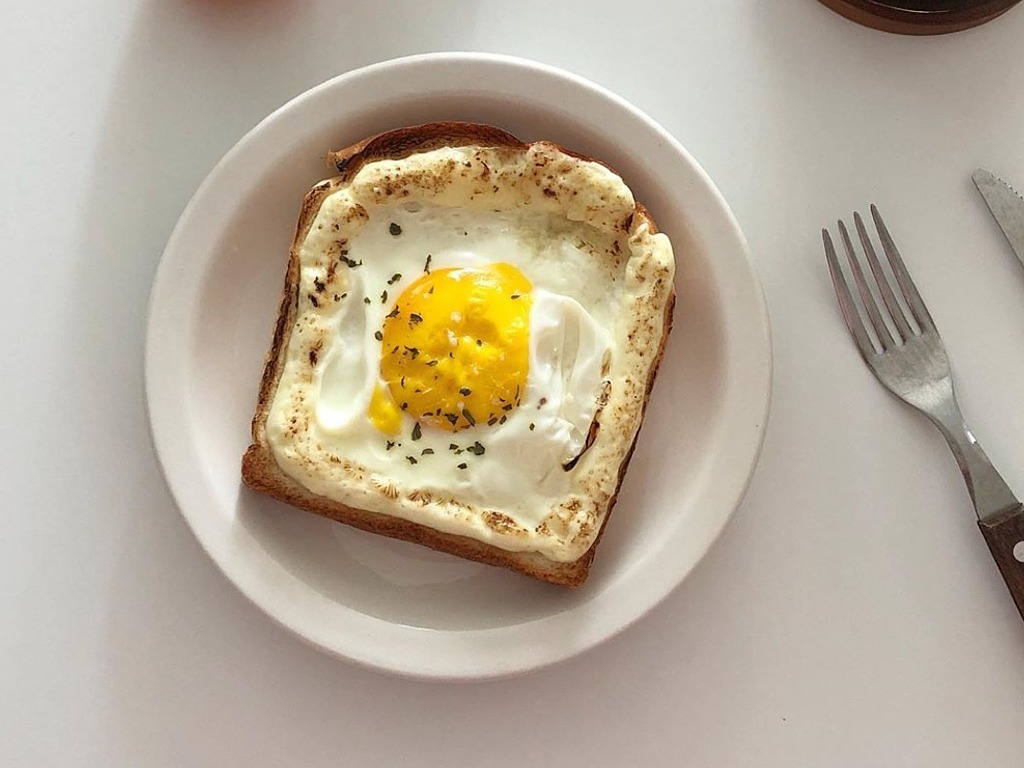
(374, 264, 532, 433)
(368, 384, 403, 436)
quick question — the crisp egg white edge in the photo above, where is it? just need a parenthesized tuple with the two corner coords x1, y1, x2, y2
(265, 143, 675, 563)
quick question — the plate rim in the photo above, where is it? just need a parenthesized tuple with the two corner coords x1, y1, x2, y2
(145, 51, 772, 680)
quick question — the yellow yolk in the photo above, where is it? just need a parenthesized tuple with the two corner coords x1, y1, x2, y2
(374, 263, 532, 433)
(368, 384, 403, 436)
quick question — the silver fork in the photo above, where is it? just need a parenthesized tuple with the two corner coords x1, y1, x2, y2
(823, 205, 1024, 622)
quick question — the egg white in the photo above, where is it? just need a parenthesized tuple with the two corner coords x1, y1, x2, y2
(307, 202, 612, 527)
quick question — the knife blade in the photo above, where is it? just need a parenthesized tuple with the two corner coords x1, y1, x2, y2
(972, 168, 1024, 269)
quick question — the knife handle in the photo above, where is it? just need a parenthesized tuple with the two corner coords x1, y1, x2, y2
(977, 503, 1024, 623)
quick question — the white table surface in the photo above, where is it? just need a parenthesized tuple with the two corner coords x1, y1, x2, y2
(4, 1, 1024, 765)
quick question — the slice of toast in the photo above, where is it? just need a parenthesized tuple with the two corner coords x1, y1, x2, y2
(241, 122, 675, 586)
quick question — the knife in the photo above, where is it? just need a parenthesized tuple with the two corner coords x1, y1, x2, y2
(972, 168, 1024, 269)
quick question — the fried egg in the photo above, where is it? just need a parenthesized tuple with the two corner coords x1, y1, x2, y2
(265, 143, 674, 562)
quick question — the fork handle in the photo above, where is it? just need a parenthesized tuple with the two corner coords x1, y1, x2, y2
(978, 504, 1024, 623)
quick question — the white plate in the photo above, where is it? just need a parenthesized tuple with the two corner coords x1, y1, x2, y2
(145, 53, 771, 680)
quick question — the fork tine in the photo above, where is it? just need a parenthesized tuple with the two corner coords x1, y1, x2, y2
(854, 211, 913, 342)
(838, 219, 896, 350)
(823, 228, 878, 358)
(870, 204, 936, 332)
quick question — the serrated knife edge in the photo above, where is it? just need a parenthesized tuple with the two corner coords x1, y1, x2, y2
(972, 168, 1024, 269)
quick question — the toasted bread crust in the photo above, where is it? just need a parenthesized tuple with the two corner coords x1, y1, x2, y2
(242, 122, 674, 587)
(328, 122, 527, 179)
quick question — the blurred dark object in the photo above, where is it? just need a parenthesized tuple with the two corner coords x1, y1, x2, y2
(818, 0, 1022, 34)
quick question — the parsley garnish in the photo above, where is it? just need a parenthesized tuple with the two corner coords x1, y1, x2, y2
(459, 387, 471, 396)
(374, 331, 383, 341)
(424, 254, 432, 273)
(406, 456, 417, 465)
(339, 255, 363, 268)
(411, 423, 422, 441)
(409, 313, 424, 326)
(380, 290, 388, 304)
(466, 442, 485, 456)
(463, 409, 476, 427)
(388, 273, 402, 284)
(457, 462, 468, 470)
(421, 448, 434, 455)
(389, 222, 402, 236)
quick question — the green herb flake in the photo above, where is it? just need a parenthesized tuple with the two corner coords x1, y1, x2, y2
(424, 254, 432, 273)
(406, 456, 418, 465)
(409, 313, 424, 326)
(459, 387, 471, 396)
(462, 409, 476, 427)
(421, 448, 434, 455)
(388, 273, 402, 284)
(389, 222, 402, 236)
(411, 422, 422, 441)
(457, 462, 468, 470)
(467, 442, 485, 456)
(529, 422, 535, 431)
(380, 290, 388, 304)
(374, 330, 383, 341)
